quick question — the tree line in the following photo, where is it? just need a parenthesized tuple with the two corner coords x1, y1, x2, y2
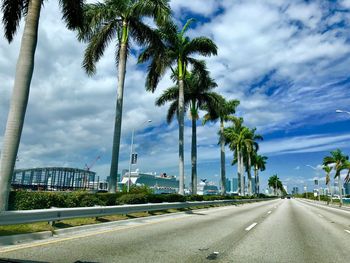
(322, 149, 350, 207)
(0, 0, 267, 211)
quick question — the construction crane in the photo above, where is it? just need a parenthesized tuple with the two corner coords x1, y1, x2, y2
(84, 155, 101, 171)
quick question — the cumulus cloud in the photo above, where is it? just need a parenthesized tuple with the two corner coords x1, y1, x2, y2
(1, 0, 350, 184)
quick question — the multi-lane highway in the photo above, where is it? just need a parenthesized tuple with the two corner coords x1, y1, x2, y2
(1, 199, 350, 262)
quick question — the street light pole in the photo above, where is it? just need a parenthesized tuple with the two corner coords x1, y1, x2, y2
(127, 128, 135, 193)
(127, 120, 152, 193)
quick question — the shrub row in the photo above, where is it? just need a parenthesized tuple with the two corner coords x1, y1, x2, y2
(8, 190, 270, 210)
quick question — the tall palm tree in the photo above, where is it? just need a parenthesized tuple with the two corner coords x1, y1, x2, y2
(244, 128, 262, 195)
(203, 98, 239, 195)
(0, 0, 84, 211)
(223, 117, 252, 196)
(78, 0, 170, 193)
(268, 174, 283, 195)
(323, 149, 348, 207)
(252, 153, 267, 195)
(323, 165, 333, 205)
(155, 63, 221, 194)
(138, 18, 217, 194)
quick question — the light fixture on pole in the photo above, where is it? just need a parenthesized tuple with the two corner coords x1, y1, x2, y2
(127, 119, 152, 192)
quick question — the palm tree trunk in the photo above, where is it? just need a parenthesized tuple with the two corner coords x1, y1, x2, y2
(237, 147, 241, 195)
(254, 165, 258, 195)
(0, 0, 42, 211)
(330, 178, 333, 205)
(108, 23, 129, 193)
(241, 152, 244, 195)
(247, 154, 252, 195)
(338, 175, 343, 207)
(238, 149, 244, 196)
(191, 116, 197, 194)
(220, 119, 226, 195)
(178, 78, 185, 195)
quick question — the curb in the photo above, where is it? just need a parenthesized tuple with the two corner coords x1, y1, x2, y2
(300, 199, 350, 212)
(0, 231, 53, 246)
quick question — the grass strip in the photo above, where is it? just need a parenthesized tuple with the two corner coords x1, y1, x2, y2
(0, 203, 237, 236)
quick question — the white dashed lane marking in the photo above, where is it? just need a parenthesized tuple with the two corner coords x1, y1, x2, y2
(245, 223, 258, 231)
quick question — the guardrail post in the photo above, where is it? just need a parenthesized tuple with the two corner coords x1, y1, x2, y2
(48, 206, 57, 226)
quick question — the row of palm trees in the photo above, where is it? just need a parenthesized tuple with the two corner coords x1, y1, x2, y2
(222, 117, 267, 195)
(0, 0, 267, 210)
(156, 65, 268, 196)
(323, 149, 350, 207)
(267, 174, 285, 196)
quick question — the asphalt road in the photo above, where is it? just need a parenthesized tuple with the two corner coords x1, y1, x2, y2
(1, 199, 350, 263)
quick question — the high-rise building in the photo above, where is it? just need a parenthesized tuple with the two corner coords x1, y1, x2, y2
(292, 187, 299, 195)
(232, 177, 239, 193)
(344, 182, 350, 195)
(251, 178, 256, 194)
(225, 178, 231, 193)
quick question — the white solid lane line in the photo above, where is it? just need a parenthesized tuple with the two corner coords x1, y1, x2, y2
(267, 211, 272, 214)
(345, 230, 350, 234)
(245, 223, 258, 231)
(318, 214, 323, 218)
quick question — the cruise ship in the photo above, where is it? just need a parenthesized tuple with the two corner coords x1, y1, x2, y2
(121, 171, 179, 194)
(197, 179, 219, 195)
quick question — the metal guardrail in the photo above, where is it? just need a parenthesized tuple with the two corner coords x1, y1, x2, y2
(0, 198, 272, 226)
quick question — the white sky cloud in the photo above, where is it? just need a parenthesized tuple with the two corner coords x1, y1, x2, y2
(1, 0, 350, 186)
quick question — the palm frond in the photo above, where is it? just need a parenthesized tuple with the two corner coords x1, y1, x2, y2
(129, 19, 161, 47)
(180, 18, 195, 36)
(185, 36, 218, 57)
(144, 53, 170, 92)
(166, 101, 178, 123)
(131, 0, 170, 25)
(82, 22, 117, 75)
(77, 2, 116, 42)
(1, 0, 25, 42)
(59, 0, 84, 30)
(323, 156, 335, 166)
(155, 86, 179, 106)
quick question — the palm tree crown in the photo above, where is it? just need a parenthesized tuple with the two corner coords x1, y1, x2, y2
(323, 165, 332, 185)
(323, 149, 349, 206)
(78, 0, 170, 74)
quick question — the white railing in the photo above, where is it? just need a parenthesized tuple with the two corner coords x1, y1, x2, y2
(0, 198, 271, 225)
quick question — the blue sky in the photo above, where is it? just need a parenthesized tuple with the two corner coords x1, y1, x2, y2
(1, 0, 350, 192)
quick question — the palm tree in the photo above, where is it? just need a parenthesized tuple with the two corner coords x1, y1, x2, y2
(244, 128, 262, 196)
(155, 63, 220, 194)
(223, 117, 252, 196)
(323, 149, 349, 207)
(78, 0, 170, 193)
(268, 174, 284, 195)
(138, 18, 217, 194)
(252, 154, 267, 195)
(0, 0, 84, 211)
(323, 165, 333, 205)
(203, 98, 239, 195)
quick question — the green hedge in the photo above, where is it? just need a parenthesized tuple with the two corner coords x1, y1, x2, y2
(8, 190, 270, 210)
